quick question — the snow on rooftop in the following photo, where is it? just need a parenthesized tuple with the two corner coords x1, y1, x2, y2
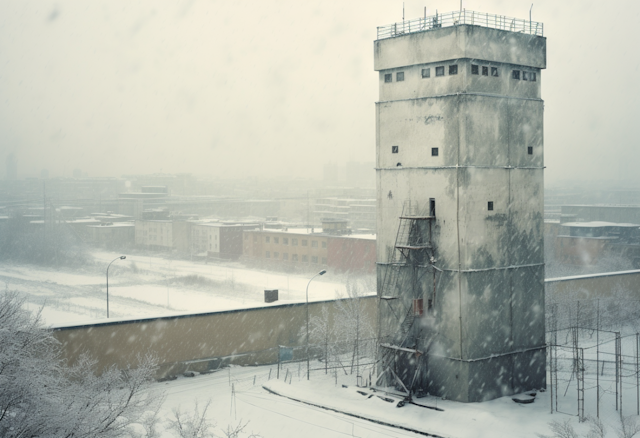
(87, 221, 135, 228)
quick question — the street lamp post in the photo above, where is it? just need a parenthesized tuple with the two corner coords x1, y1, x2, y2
(306, 269, 327, 380)
(106, 255, 126, 318)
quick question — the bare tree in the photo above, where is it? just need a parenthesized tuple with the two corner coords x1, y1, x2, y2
(168, 401, 262, 438)
(168, 399, 216, 438)
(586, 415, 606, 438)
(617, 415, 640, 438)
(0, 289, 162, 438)
(334, 280, 376, 374)
(537, 419, 579, 438)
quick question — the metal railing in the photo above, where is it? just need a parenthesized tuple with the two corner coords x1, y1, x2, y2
(377, 10, 544, 40)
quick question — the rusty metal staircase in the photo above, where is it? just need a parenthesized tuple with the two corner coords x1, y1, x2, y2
(379, 200, 436, 345)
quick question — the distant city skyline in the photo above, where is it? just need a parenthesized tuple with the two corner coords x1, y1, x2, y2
(1, 0, 639, 185)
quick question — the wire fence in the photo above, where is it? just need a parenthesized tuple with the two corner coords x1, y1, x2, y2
(547, 298, 640, 420)
(377, 10, 544, 40)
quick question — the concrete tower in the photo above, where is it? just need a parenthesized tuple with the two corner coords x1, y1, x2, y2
(375, 12, 546, 402)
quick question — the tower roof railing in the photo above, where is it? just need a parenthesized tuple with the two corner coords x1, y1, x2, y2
(377, 10, 544, 40)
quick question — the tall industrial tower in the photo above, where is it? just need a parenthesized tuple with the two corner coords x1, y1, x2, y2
(375, 12, 546, 402)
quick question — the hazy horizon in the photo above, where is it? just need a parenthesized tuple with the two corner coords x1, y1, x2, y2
(2, 0, 639, 185)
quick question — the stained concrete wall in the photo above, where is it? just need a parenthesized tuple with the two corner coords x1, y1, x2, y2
(52, 296, 377, 379)
(375, 24, 546, 402)
(374, 25, 546, 71)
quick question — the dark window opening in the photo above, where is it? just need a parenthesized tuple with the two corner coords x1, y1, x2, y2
(384, 73, 392, 83)
(488, 201, 494, 211)
(435, 66, 444, 77)
(396, 72, 405, 81)
(523, 71, 529, 81)
(429, 198, 436, 217)
(392, 145, 399, 153)
(396, 162, 402, 167)
(482, 66, 489, 76)
(471, 64, 479, 75)
(491, 67, 499, 77)
(449, 65, 458, 75)
(427, 299, 433, 310)
(512, 70, 520, 80)
(421, 68, 430, 78)
(531, 72, 537, 82)
(528, 146, 533, 155)
(431, 147, 438, 156)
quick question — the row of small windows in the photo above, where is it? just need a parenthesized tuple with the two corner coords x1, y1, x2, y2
(263, 236, 326, 248)
(385, 65, 537, 82)
(392, 146, 535, 155)
(265, 251, 326, 264)
(385, 65, 458, 82)
(512, 70, 537, 81)
(471, 65, 499, 77)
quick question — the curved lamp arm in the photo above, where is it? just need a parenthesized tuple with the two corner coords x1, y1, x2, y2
(106, 255, 126, 318)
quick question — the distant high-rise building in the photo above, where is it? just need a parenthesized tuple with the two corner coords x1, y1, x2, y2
(375, 11, 546, 402)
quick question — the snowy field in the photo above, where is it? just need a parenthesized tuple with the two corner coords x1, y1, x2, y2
(0, 250, 371, 327)
(4, 253, 640, 436)
(156, 358, 640, 438)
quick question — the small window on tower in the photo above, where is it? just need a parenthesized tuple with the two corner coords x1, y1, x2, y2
(431, 147, 439, 156)
(528, 146, 533, 155)
(512, 70, 521, 80)
(449, 65, 458, 75)
(482, 66, 489, 76)
(392, 146, 399, 153)
(523, 71, 529, 81)
(491, 67, 499, 77)
(384, 73, 392, 83)
(488, 201, 494, 211)
(422, 68, 431, 78)
(396, 72, 405, 81)
(531, 72, 537, 82)
(471, 64, 479, 75)
(435, 66, 445, 77)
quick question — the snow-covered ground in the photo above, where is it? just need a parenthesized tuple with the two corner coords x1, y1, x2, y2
(156, 358, 640, 438)
(0, 250, 371, 327)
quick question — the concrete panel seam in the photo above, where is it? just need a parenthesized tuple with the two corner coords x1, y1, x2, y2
(376, 93, 543, 105)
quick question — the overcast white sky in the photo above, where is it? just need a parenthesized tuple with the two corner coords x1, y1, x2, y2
(1, 0, 639, 185)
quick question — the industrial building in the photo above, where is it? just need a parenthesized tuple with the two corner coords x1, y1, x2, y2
(375, 11, 546, 402)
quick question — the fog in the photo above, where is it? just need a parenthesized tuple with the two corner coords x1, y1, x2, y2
(1, 0, 639, 184)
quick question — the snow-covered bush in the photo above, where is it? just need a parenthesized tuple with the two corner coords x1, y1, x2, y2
(0, 289, 162, 437)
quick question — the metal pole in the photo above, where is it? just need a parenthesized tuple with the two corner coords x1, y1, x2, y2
(549, 342, 553, 414)
(616, 331, 620, 411)
(106, 256, 126, 318)
(597, 299, 600, 418)
(306, 270, 326, 380)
